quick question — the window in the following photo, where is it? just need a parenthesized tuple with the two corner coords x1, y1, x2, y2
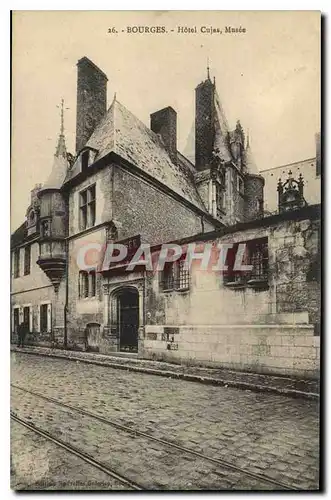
(161, 259, 190, 292)
(223, 238, 269, 289)
(162, 263, 174, 291)
(90, 271, 96, 297)
(40, 304, 48, 332)
(249, 240, 269, 282)
(24, 245, 31, 275)
(79, 185, 96, 230)
(79, 270, 96, 298)
(177, 260, 190, 290)
(23, 306, 30, 331)
(41, 219, 51, 237)
(13, 249, 20, 278)
(13, 308, 19, 333)
(215, 182, 225, 217)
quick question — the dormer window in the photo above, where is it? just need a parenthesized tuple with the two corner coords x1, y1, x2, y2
(215, 182, 225, 217)
(79, 147, 98, 174)
(82, 150, 89, 173)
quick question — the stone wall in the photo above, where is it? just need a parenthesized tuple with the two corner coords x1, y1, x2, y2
(67, 228, 105, 347)
(141, 210, 320, 378)
(112, 166, 214, 245)
(142, 325, 320, 379)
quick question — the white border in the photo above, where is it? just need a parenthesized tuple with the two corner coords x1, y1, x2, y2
(2, 5, 328, 499)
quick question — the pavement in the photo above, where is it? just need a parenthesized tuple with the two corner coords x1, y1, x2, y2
(11, 420, 127, 490)
(11, 350, 320, 490)
(11, 345, 319, 399)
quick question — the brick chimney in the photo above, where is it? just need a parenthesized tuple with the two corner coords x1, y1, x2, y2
(150, 107, 177, 165)
(195, 78, 215, 170)
(76, 57, 108, 153)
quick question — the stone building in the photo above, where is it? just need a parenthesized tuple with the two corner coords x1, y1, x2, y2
(11, 57, 321, 377)
(262, 132, 321, 214)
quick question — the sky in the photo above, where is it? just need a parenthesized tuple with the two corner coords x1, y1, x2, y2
(11, 10, 320, 229)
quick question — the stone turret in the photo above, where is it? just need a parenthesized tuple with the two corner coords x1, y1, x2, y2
(37, 100, 69, 291)
(244, 135, 265, 220)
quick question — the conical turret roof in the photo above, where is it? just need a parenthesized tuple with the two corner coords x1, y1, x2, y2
(245, 135, 259, 175)
(41, 99, 69, 191)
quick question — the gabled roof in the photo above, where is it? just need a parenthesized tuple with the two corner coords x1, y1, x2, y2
(65, 99, 207, 212)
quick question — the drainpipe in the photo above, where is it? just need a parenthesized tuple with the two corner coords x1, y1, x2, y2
(64, 194, 69, 349)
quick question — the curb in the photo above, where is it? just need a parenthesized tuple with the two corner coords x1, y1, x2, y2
(11, 347, 319, 400)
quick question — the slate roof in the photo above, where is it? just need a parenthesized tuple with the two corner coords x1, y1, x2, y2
(245, 142, 259, 175)
(65, 99, 207, 212)
(213, 88, 232, 163)
(41, 132, 69, 191)
(11, 221, 27, 249)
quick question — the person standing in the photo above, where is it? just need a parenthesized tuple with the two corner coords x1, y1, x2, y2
(17, 321, 27, 348)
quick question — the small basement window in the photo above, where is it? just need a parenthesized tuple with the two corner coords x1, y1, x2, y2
(160, 258, 190, 292)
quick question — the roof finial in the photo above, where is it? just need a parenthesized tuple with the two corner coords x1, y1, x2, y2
(56, 98, 69, 136)
(247, 129, 250, 149)
(55, 98, 68, 158)
(113, 92, 117, 103)
(207, 57, 210, 80)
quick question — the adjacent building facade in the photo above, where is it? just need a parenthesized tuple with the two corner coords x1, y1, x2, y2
(11, 57, 321, 378)
(262, 132, 321, 214)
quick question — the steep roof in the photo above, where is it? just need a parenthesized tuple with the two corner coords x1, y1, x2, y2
(41, 118, 69, 191)
(213, 88, 232, 162)
(245, 138, 259, 175)
(65, 99, 207, 212)
(11, 222, 27, 249)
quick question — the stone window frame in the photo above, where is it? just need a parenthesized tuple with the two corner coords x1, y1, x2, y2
(79, 184, 96, 231)
(39, 301, 52, 333)
(22, 303, 33, 332)
(215, 181, 226, 217)
(78, 269, 97, 299)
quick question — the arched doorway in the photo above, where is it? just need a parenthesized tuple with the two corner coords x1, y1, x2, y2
(117, 288, 139, 352)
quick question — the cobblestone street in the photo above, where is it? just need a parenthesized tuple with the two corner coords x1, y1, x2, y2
(10, 352, 320, 491)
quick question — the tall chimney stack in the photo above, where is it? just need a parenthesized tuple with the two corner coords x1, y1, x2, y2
(195, 78, 215, 170)
(150, 107, 177, 165)
(76, 57, 108, 153)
